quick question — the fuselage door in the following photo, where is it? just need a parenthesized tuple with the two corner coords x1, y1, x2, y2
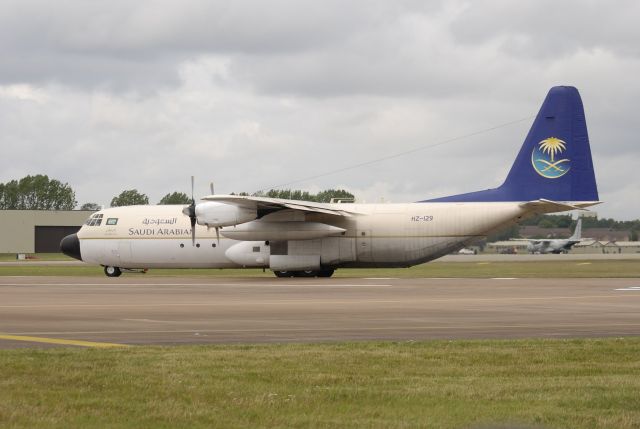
(356, 229, 372, 262)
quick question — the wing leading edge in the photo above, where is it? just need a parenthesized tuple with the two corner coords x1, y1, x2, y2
(200, 195, 363, 217)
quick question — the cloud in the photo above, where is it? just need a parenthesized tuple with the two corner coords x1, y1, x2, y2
(450, 0, 640, 59)
(0, 1, 638, 220)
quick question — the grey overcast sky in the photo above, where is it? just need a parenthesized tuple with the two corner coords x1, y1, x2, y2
(1, 0, 638, 219)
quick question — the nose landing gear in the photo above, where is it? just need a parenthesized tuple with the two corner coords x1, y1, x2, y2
(104, 266, 122, 277)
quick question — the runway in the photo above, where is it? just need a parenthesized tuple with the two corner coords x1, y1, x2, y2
(1, 276, 640, 348)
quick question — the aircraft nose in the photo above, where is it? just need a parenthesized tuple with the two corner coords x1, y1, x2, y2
(60, 233, 82, 261)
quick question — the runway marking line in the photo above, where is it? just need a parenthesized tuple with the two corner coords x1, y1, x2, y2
(122, 318, 175, 323)
(0, 333, 129, 348)
(615, 287, 640, 291)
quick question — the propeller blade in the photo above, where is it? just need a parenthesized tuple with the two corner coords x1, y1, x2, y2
(191, 216, 196, 246)
(215, 227, 220, 245)
(210, 182, 214, 195)
(189, 176, 196, 246)
(190, 176, 195, 203)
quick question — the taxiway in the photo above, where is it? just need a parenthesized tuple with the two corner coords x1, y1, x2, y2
(1, 276, 639, 348)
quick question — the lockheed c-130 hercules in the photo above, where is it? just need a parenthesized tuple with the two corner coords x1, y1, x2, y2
(61, 86, 600, 277)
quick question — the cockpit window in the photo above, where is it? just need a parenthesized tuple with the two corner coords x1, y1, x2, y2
(84, 213, 103, 226)
(106, 218, 118, 225)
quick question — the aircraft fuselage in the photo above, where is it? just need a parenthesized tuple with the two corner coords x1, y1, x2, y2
(76, 202, 529, 270)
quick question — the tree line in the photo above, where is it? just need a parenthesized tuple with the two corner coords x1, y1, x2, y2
(487, 214, 640, 242)
(108, 188, 355, 206)
(2, 175, 636, 239)
(521, 214, 640, 233)
(0, 175, 355, 209)
(0, 175, 76, 210)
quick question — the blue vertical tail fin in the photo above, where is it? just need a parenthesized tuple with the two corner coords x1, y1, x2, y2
(426, 86, 599, 203)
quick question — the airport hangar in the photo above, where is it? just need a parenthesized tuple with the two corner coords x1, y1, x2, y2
(0, 210, 94, 253)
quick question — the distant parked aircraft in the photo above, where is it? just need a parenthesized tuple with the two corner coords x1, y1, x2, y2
(520, 219, 583, 254)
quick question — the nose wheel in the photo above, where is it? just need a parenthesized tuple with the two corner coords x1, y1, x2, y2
(104, 266, 122, 277)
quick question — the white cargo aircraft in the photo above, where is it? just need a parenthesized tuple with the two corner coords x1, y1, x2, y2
(61, 86, 600, 277)
(521, 218, 584, 254)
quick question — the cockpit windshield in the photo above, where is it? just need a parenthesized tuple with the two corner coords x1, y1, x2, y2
(84, 213, 103, 226)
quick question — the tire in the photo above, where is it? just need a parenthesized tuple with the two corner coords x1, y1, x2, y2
(274, 270, 294, 278)
(294, 270, 318, 278)
(317, 269, 335, 278)
(104, 266, 122, 277)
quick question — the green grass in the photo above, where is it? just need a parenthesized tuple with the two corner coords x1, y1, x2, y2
(1, 259, 639, 278)
(1, 339, 639, 428)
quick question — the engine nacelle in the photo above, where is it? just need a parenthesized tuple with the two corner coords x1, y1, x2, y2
(195, 202, 257, 227)
(225, 241, 269, 267)
(221, 221, 346, 241)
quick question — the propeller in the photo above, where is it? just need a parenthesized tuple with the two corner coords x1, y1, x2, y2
(181, 177, 221, 246)
(181, 176, 197, 246)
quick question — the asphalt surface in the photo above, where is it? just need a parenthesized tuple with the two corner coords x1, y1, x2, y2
(1, 276, 639, 348)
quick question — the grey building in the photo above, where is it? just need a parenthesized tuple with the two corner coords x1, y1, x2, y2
(0, 210, 94, 253)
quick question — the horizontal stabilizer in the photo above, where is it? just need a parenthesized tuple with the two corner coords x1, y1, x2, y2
(519, 198, 600, 214)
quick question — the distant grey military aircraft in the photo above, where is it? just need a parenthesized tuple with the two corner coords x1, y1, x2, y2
(520, 218, 583, 254)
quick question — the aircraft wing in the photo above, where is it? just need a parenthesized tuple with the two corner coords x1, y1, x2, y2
(510, 238, 551, 244)
(200, 195, 362, 217)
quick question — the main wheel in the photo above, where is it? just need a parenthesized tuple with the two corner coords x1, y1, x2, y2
(273, 270, 294, 278)
(104, 266, 122, 277)
(317, 269, 335, 278)
(296, 270, 318, 278)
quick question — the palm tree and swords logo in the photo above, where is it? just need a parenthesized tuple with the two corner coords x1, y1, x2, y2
(531, 137, 571, 178)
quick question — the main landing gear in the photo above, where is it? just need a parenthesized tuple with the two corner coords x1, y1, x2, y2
(273, 269, 335, 278)
(104, 266, 122, 277)
(103, 266, 148, 277)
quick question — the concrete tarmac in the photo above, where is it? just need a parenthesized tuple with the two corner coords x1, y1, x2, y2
(1, 276, 640, 348)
